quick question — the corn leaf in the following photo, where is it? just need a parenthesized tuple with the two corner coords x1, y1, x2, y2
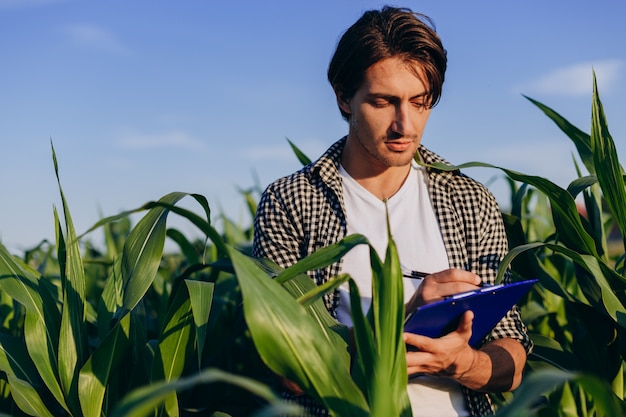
(167, 229, 201, 264)
(366, 229, 410, 416)
(5, 374, 56, 417)
(497, 241, 626, 326)
(110, 368, 300, 417)
(276, 234, 368, 284)
(81, 193, 216, 251)
(229, 246, 369, 416)
(0, 333, 39, 383)
(566, 175, 598, 199)
(97, 258, 124, 338)
(278, 272, 351, 361)
(0, 244, 68, 412)
(52, 144, 88, 391)
(240, 187, 259, 223)
(287, 138, 312, 166)
(527, 334, 579, 371)
(153, 285, 195, 381)
(83, 193, 223, 316)
(53, 209, 85, 414)
(78, 313, 133, 417)
(185, 280, 214, 367)
(120, 192, 186, 315)
(295, 273, 350, 308)
(348, 279, 376, 401)
(151, 283, 196, 416)
(495, 368, 624, 417)
(590, 74, 626, 248)
(524, 95, 595, 175)
(423, 161, 599, 257)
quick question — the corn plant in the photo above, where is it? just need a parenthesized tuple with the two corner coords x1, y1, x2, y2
(0, 148, 295, 416)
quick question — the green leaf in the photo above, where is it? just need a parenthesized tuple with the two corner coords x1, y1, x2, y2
(167, 228, 201, 264)
(153, 284, 195, 381)
(5, 374, 56, 417)
(279, 272, 351, 362)
(52, 144, 89, 380)
(286, 138, 312, 166)
(295, 273, 350, 308)
(423, 160, 599, 257)
(277, 234, 369, 284)
(524, 95, 595, 175)
(0, 333, 40, 383)
(185, 280, 214, 366)
(229, 246, 369, 416)
(110, 368, 301, 417)
(348, 278, 376, 401)
(527, 334, 579, 371)
(78, 313, 133, 417)
(151, 282, 196, 416)
(366, 228, 410, 416)
(54, 208, 87, 414)
(97, 258, 124, 338)
(566, 175, 598, 199)
(120, 192, 187, 315)
(0, 243, 69, 413)
(590, 73, 626, 247)
(496, 241, 626, 325)
(497, 368, 624, 417)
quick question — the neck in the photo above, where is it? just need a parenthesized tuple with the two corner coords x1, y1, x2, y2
(341, 143, 412, 201)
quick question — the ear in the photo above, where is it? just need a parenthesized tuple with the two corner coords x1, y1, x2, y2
(333, 85, 352, 116)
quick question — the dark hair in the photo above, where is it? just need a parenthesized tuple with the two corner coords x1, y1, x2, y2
(328, 6, 447, 120)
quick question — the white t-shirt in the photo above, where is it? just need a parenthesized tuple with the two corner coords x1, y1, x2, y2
(337, 162, 470, 417)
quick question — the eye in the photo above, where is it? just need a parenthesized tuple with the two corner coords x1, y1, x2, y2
(411, 99, 428, 111)
(370, 98, 390, 108)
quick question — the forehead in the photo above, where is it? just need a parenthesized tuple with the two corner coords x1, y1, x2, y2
(361, 57, 429, 95)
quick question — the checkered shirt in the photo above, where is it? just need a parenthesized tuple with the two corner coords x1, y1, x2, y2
(253, 137, 533, 417)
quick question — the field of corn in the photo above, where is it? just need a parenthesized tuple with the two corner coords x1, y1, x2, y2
(0, 76, 625, 417)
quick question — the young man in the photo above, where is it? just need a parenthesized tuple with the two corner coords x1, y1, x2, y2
(253, 6, 531, 416)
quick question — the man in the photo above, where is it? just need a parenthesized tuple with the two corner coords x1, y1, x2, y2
(253, 6, 532, 416)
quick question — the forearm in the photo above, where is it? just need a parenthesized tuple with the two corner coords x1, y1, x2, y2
(455, 338, 526, 392)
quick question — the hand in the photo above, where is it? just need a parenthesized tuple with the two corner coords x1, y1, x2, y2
(404, 310, 477, 380)
(406, 268, 481, 312)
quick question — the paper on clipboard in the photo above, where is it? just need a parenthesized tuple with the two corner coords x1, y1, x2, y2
(403, 278, 538, 347)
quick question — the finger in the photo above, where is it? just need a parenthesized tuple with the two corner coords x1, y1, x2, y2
(429, 268, 481, 286)
(403, 332, 432, 351)
(455, 310, 474, 338)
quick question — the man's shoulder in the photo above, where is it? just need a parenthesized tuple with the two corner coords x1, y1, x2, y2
(263, 137, 345, 196)
(263, 166, 312, 197)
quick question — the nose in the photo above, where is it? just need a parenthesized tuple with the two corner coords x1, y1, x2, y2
(391, 102, 415, 137)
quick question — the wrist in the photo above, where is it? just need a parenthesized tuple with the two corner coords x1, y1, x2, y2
(454, 346, 480, 384)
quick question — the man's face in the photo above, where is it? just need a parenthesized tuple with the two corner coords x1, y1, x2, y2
(338, 57, 432, 172)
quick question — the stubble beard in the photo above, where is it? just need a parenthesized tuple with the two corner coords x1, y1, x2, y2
(356, 131, 418, 169)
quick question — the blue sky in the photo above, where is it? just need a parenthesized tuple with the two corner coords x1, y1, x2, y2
(2, 0, 625, 254)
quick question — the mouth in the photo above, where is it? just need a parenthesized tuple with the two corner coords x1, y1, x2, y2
(385, 140, 414, 152)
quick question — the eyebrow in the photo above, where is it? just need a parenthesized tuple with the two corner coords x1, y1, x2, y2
(366, 91, 430, 101)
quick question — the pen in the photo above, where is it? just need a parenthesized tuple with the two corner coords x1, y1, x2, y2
(402, 269, 495, 288)
(402, 270, 430, 279)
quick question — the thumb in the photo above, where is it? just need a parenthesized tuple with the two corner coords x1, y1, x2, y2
(457, 310, 474, 335)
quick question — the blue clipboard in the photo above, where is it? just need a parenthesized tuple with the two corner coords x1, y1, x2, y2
(403, 278, 538, 347)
